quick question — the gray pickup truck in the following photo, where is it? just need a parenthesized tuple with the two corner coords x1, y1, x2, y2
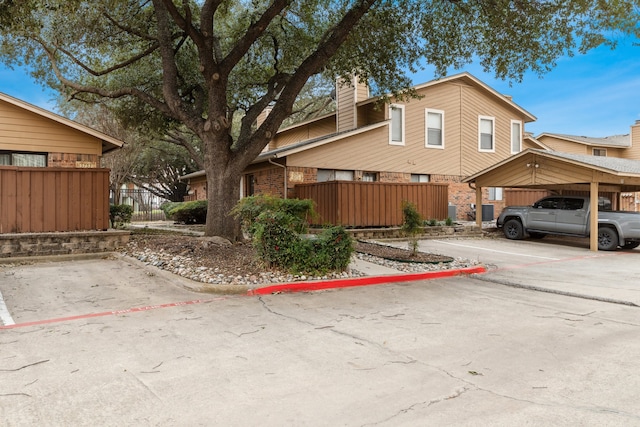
(496, 195, 640, 251)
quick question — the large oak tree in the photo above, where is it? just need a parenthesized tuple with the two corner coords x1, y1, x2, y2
(0, 0, 637, 240)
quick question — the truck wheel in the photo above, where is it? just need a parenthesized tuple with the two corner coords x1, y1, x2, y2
(597, 227, 618, 251)
(622, 242, 640, 250)
(503, 219, 524, 240)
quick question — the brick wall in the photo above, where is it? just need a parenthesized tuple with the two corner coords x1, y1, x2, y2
(431, 175, 505, 220)
(48, 153, 100, 168)
(252, 167, 286, 197)
(379, 171, 411, 183)
(185, 176, 207, 201)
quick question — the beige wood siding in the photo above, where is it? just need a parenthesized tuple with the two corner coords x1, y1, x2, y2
(0, 100, 103, 156)
(336, 78, 356, 132)
(625, 123, 640, 160)
(287, 80, 530, 178)
(271, 116, 335, 149)
(458, 82, 530, 176)
(475, 155, 597, 188)
(536, 136, 588, 155)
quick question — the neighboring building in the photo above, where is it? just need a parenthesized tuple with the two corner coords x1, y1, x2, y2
(532, 121, 640, 211)
(0, 92, 125, 234)
(535, 122, 640, 160)
(184, 72, 540, 220)
(0, 92, 122, 168)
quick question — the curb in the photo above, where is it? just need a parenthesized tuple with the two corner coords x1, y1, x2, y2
(247, 265, 487, 295)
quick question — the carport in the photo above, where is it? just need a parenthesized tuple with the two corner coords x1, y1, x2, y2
(464, 148, 640, 251)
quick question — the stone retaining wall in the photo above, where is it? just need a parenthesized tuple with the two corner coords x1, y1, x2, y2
(311, 225, 484, 240)
(0, 230, 131, 258)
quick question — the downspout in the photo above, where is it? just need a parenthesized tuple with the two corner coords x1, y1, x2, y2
(269, 156, 287, 199)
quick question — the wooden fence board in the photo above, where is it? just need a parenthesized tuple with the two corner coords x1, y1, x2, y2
(296, 181, 448, 227)
(0, 167, 110, 234)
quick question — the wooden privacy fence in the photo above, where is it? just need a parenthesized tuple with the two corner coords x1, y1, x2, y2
(295, 181, 449, 227)
(0, 166, 110, 233)
(504, 189, 552, 207)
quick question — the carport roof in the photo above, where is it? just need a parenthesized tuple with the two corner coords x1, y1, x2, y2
(464, 148, 640, 192)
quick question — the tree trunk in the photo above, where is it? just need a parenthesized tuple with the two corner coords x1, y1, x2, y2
(203, 159, 244, 241)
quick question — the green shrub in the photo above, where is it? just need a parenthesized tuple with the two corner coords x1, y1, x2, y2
(249, 204, 353, 275)
(110, 204, 133, 228)
(231, 194, 315, 236)
(401, 201, 422, 256)
(445, 217, 454, 226)
(166, 200, 208, 224)
(425, 218, 438, 226)
(160, 201, 183, 218)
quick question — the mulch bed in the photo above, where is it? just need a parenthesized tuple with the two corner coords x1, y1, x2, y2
(355, 241, 453, 264)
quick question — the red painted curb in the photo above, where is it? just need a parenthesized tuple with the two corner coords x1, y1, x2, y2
(247, 265, 487, 296)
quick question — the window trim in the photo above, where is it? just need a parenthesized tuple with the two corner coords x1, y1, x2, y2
(425, 108, 445, 149)
(411, 174, 430, 183)
(478, 116, 495, 153)
(488, 187, 503, 201)
(510, 120, 522, 154)
(389, 104, 405, 146)
(0, 151, 48, 167)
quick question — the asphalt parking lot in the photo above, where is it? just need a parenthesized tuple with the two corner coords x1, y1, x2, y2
(1, 237, 640, 426)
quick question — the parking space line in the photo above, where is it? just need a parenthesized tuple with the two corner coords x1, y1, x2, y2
(432, 240, 559, 260)
(0, 288, 15, 326)
(0, 296, 232, 330)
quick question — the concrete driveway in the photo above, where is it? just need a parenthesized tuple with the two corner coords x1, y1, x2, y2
(1, 238, 640, 426)
(405, 234, 640, 306)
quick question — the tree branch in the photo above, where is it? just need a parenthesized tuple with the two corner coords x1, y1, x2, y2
(220, 0, 291, 74)
(52, 42, 159, 77)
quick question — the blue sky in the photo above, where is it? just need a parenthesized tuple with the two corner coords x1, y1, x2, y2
(0, 38, 638, 138)
(410, 38, 640, 138)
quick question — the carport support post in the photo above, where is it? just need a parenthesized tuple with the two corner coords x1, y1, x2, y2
(475, 185, 483, 228)
(590, 181, 599, 252)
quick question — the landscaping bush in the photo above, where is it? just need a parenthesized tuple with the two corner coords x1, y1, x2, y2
(109, 204, 133, 228)
(401, 201, 422, 256)
(165, 200, 208, 224)
(231, 194, 315, 236)
(160, 201, 183, 218)
(238, 196, 353, 274)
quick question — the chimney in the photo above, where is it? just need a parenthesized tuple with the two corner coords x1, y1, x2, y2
(632, 120, 640, 145)
(256, 106, 272, 128)
(336, 75, 369, 133)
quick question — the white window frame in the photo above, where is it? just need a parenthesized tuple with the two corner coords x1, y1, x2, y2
(425, 109, 445, 149)
(593, 148, 607, 157)
(389, 104, 405, 146)
(510, 120, 522, 154)
(488, 187, 503, 201)
(411, 174, 430, 183)
(478, 116, 495, 153)
(317, 169, 354, 182)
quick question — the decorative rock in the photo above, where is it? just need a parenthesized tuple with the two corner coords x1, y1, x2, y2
(119, 240, 478, 288)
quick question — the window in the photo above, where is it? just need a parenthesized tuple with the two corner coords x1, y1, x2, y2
(534, 197, 561, 209)
(425, 109, 444, 149)
(511, 120, 522, 154)
(245, 174, 255, 196)
(411, 174, 429, 183)
(0, 152, 47, 167)
(562, 198, 584, 210)
(488, 187, 503, 201)
(478, 116, 495, 152)
(317, 169, 354, 182)
(361, 172, 378, 182)
(389, 104, 405, 145)
(593, 148, 607, 156)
